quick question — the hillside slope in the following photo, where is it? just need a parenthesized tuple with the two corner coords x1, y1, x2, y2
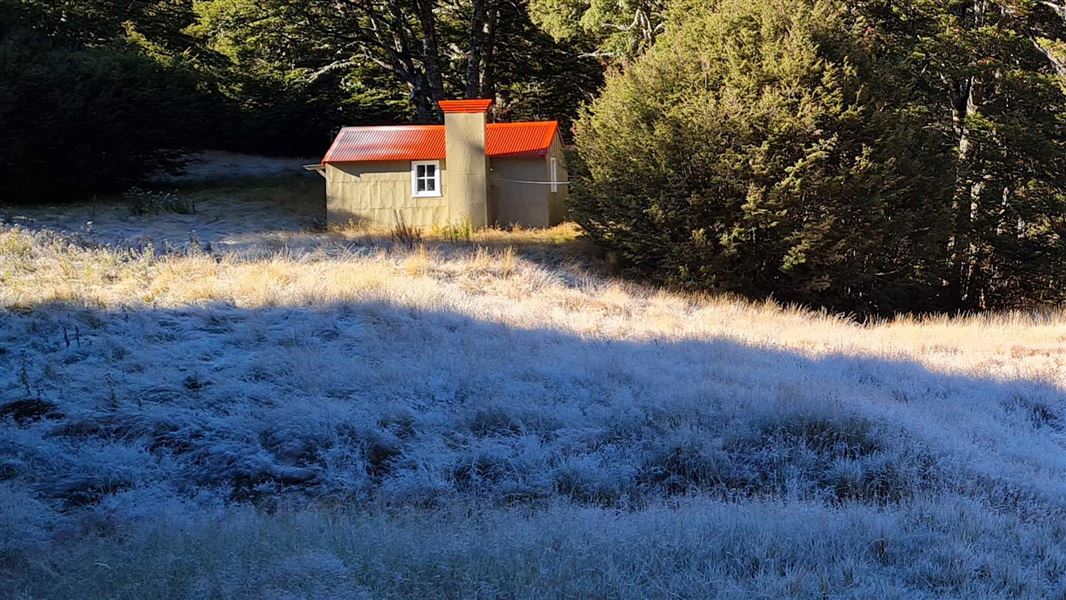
(2, 224, 1066, 599)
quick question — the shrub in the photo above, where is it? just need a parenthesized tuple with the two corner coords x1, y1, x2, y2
(0, 32, 206, 203)
(571, 0, 953, 313)
(574, 0, 1066, 313)
(390, 213, 423, 249)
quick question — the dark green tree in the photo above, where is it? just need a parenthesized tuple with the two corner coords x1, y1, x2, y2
(190, 0, 602, 125)
(529, 0, 666, 59)
(866, 0, 1066, 309)
(571, 0, 955, 313)
(0, 0, 207, 202)
(0, 46, 204, 202)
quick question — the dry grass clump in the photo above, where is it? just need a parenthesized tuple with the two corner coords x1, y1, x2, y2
(334, 219, 584, 248)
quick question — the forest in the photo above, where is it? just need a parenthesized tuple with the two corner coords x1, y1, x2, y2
(0, 0, 606, 196)
(2, 0, 1066, 312)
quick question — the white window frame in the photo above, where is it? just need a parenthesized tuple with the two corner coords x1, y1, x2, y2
(550, 157, 559, 192)
(411, 160, 442, 198)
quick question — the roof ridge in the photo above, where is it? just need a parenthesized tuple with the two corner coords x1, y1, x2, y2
(487, 121, 558, 126)
(339, 121, 557, 128)
(339, 124, 444, 130)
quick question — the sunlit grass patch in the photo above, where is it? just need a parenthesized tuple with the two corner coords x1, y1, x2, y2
(331, 220, 585, 251)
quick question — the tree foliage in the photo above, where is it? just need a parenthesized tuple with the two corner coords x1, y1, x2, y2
(1, 0, 601, 201)
(529, 0, 666, 59)
(572, 0, 1066, 312)
(0, 1, 208, 202)
(191, 0, 602, 125)
(572, 0, 954, 312)
(873, 0, 1066, 308)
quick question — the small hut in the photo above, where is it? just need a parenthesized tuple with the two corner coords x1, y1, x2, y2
(314, 99, 567, 229)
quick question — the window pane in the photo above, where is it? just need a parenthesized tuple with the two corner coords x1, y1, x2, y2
(413, 163, 438, 194)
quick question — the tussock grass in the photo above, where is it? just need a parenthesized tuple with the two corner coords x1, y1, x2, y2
(9, 497, 1065, 599)
(1, 223, 1066, 598)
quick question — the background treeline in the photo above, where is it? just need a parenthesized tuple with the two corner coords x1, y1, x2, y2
(571, 0, 1066, 313)
(3, 0, 1065, 313)
(0, 0, 605, 202)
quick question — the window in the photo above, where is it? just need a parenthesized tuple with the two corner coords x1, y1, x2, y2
(411, 160, 441, 197)
(550, 157, 559, 192)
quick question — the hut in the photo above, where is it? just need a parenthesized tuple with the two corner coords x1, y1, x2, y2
(315, 99, 567, 229)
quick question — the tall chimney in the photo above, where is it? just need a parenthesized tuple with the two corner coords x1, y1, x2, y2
(439, 99, 492, 228)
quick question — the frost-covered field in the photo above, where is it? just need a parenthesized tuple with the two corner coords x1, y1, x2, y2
(1, 153, 325, 252)
(2, 186, 1066, 598)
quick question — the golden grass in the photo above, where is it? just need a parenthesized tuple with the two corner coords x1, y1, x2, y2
(1, 225, 1063, 387)
(329, 220, 584, 247)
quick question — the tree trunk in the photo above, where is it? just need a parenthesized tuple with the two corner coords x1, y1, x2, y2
(412, 81, 437, 122)
(947, 0, 986, 309)
(481, 2, 499, 100)
(949, 76, 976, 307)
(465, 0, 490, 98)
(414, 0, 446, 118)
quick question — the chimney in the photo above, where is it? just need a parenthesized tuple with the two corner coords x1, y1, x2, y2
(439, 99, 492, 228)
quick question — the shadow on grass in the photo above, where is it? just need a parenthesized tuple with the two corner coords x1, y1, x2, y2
(1, 298, 1064, 520)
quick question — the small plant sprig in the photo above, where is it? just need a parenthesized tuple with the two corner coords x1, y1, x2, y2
(390, 212, 422, 249)
(432, 221, 474, 243)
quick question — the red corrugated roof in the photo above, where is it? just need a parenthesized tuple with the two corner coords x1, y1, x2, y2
(321, 125, 445, 163)
(487, 122, 560, 159)
(321, 122, 558, 163)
